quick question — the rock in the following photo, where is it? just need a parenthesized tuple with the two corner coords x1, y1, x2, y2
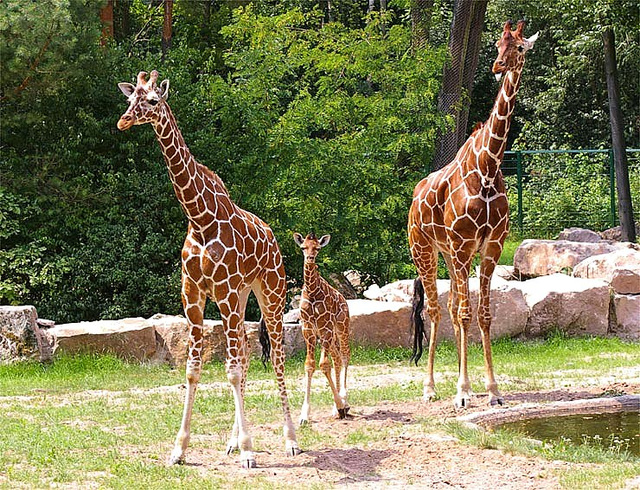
(557, 227, 602, 242)
(514, 274, 610, 337)
(351, 277, 529, 346)
(51, 317, 155, 361)
(475, 265, 518, 281)
(328, 273, 358, 299)
(513, 239, 620, 277)
(611, 269, 640, 295)
(283, 308, 301, 324)
(426, 278, 529, 343)
(150, 314, 304, 366)
(599, 223, 640, 241)
(363, 280, 415, 303)
(573, 247, 640, 294)
(363, 284, 383, 300)
(611, 294, 640, 340)
(348, 299, 413, 348)
(0, 305, 54, 362)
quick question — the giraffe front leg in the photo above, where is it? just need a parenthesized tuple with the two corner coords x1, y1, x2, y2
(299, 327, 316, 426)
(450, 260, 473, 409)
(169, 285, 205, 465)
(319, 343, 346, 419)
(478, 256, 503, 406)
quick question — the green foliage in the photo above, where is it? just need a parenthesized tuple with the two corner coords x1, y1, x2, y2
(1, 0, 638, 323)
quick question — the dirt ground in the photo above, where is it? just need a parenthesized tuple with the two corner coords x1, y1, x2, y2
(173, 381, 639, 489)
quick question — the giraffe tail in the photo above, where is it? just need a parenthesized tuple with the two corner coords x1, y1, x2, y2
(410, 277, 425, 366)
(258, 317, 271, 367)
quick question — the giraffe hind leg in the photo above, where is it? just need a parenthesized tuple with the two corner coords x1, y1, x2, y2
(254, 277, 301, 457)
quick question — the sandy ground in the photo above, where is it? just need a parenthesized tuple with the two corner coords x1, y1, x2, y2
(159, 381, 639, 489)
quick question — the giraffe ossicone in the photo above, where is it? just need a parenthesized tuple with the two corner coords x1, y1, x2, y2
(117, 70, 300, 468)
(294, 232, 351, 424)
(408, 20, 537, 409)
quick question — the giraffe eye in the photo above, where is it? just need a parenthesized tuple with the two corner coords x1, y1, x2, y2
(517, 45, 524, 52)
(148, 98, 159, 106)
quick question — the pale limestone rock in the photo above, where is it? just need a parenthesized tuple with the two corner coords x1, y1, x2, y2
(149, 314, 303, 366)
(573, 247, 640, 294)
(51, 317, 155, 361)
(513, 239, 620, 277)
(348, 299, 413, 348)
(611, 294, 640, 339)
(514, 274, 610, 337)
(557, 227, 602, 242)
(611, 269, 640, 295)
(0, 305, 54, 362)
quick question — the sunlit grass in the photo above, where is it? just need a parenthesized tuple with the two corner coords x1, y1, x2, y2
(0, 335, 638, 488)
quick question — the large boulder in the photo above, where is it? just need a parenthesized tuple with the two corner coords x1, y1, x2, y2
(427, 278, 529, 343)
(611, 294, 640, 340)
(514, 274, 610, 337)
(150, 314, 304, 366)
(352, 277, 529, 346)
(51, 318, 156, 361)
(347, 300, 413, 348)
(557, 227, 603, 242)
(363, 279, 414, 303)
(0, 305, 54, 362)
(573, 247, 640, 294)
(513, 239, 620, 277)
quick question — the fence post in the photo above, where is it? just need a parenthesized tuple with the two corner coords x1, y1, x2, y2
(516, 150, 524, 232)
(609, 149, 616, 228)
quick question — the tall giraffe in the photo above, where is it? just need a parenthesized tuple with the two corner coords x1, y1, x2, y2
(408, 21, 538, 408)
(117, 70, 300, 468)
(293, 232, 351, 424)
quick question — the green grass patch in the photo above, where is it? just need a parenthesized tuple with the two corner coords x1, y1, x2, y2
(0, 336, 638, 488)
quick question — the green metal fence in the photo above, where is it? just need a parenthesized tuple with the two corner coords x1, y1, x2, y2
(501, 148, 640, 238)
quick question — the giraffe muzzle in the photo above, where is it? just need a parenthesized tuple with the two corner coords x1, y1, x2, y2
(117, 115, 134, 131)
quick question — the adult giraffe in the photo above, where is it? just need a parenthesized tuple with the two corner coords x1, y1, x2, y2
(117, 70, 300, 468)
(408, 21, 538, 409)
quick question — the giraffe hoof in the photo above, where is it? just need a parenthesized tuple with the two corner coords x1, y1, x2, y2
(299, 417, 309, 427)
(489, 396, 504, 406)
(226, 444, 239, 455)
(288, 446, 302, 457)
(167, 452, 185, 466)
(337, 408, 347, 419)
(454, 396, 471, 409)
(241, 458, 257, 469)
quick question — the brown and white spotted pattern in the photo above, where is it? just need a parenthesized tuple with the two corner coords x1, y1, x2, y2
(117, 70, 300, 469)
(408, 21, 538, 409)
(293, 233, 351, 424)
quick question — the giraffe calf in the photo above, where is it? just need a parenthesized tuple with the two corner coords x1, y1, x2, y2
(294, 232, 351, 424)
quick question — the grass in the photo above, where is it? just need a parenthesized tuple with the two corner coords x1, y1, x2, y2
(0, 334, 638, 489)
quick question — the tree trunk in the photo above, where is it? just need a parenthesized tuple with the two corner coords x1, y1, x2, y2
(162, 0, 174, 59)
(602, 26, 636, 242)
(114, 0, 131, 41)
(410, 0, 433, 51)
(431, 0, 488, 171)
(99, 0, 114, 45)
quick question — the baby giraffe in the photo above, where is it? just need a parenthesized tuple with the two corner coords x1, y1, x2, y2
(294, 232, 351, 424)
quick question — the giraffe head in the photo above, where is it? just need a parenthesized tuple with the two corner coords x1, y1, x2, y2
(117, 70, 170, 130)
(492, 20, 539, 82)
(293, 232, 331, 264)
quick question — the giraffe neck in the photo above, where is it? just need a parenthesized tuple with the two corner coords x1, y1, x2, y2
(151, 104, 230, 229)
(303, 261, 322, 296)
(474, 68, 523, 179)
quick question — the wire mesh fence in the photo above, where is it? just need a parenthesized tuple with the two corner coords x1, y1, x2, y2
(502, 149, 640, 238)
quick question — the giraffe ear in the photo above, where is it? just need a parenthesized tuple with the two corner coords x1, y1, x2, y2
(318, 235, 331, 248)
(524, 31, 539, 50)
(118, 82, 135, 97)
(293, 232, 305, 247)
(159, 79, 170, 100)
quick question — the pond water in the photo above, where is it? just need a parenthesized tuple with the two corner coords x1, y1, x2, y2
(498, 410, 639, 456)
